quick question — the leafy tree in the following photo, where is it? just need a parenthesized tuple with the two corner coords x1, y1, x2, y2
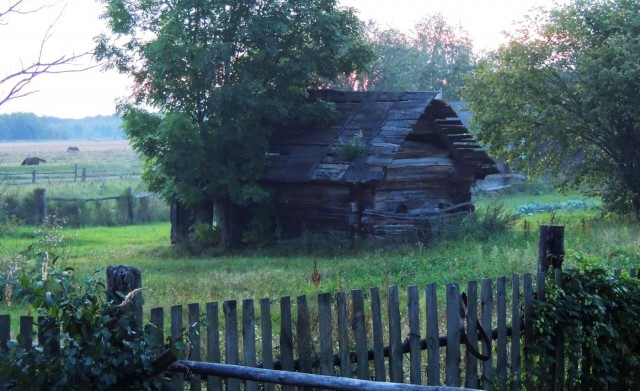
(95, 0, 373, 249)
(463, 0, 640, 216)
(333, 14, 474, 100)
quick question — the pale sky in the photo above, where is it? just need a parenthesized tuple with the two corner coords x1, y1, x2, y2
(0, 0, 561, 119)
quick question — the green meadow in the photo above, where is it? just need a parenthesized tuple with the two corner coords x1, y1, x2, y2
(1, 141, 639, 325)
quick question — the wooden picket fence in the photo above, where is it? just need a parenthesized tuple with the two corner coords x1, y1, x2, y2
(1, 226, 639, 390)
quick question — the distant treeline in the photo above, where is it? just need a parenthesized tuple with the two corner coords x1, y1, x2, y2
(0, 113, 124, 140)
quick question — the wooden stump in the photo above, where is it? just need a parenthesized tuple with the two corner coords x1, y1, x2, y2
(537, 225, 564, 272)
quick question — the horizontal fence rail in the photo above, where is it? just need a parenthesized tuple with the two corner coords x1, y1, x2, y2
(0, 165, 141, 184)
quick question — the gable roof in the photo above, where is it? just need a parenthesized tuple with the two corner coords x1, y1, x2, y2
(264, 90, 497, 184)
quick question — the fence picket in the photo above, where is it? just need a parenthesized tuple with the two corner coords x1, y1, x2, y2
(465, 281, 479, 389)
(523, 274, 534, 391)
(242, 300, 257, 391)
(446, 283, 461, 387)
(223, 300, 240, 391)
(511, 275, 521, 391)
(351, 289, 368, 380)
(259, 298, 274, 391)
(0, 315, 9, 391)
(481, 278, 494, 391)
(189, 303, 202, 391)
(336, 291, 349, 378)
(318, 292, 334, 383)
(369, 287, 386, 382)
(296, 295, 313, 391)
(426, 283, 440, 386)
(279, 296, 295, 391)
(496, 277, 507, 391)
(388, 285, 403, 383)
(206, 302, 222, 391)
(170, 305, 185, 389)
(407, 285, 421, 385)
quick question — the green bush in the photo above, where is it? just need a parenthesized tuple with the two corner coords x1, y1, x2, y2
(334, 135, 366, 162)
(531, 255, 640, 389)
(0, 224, 186, 390)
(429, 201, 519, 242)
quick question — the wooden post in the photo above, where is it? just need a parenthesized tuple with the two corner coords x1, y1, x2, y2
(34, 188, 46, 225)
(32, 169, 36, 183)
(537, 225, 564, 272)
(82, 168, 87, 182)
(125, 187, 134, 222)
(106, 266, 143, 333)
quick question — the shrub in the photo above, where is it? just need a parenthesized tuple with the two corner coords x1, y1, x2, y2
(530, 255, 640, 389)
(0, 224, 186, 390)
(430, 201, 519, 242)
(334, 135, 366, 162)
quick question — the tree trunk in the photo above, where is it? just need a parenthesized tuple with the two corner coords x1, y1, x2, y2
(215, 198, 244, 250)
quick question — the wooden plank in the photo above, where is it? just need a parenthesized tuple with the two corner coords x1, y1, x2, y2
(336, 291, 350, 377)
(496, 277, 507, 391)
(370, 287, 387, 382)
(523, 274, 534, 391)
(426, 283, 440, 386)
(318, 293, 334, 381)
(171, 305, 185, 389)
(407, 285, 421, 385)
(150, 307, 164, 346)
(0, 315, 8, 391)
(481, 279, 494, 391)
(446, 283, 461, 387)
(296, 295, 313, 391)
(224, 301, 241, 391)
(19, 316, 32, 349)
(389, 157, 454, 168)
(388, 285, 403, 383)
(536, 272, 549, 389)
(511, 276, 522, 391)
(465, 281, 479, 389)
(554, 269, 565, 391)
(260, 298, 274, 391)
(242, 299, 257, 391)
(189, 303, 202, 391)
(279, 296, 295, 391)
(206, 302, 223, 391)
(352, 289, 368, 380)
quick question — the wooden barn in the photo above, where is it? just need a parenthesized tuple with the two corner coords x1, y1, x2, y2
(262, 90, 499, 240)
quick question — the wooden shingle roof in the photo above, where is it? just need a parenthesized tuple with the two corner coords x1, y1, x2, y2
(264, 90, 497, 183)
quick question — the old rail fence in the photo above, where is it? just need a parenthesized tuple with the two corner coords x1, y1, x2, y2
(1, 226, 638, 390)
(0, 164, 140, 184)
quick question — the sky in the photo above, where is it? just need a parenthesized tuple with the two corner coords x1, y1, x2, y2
(0, 0, 561, 119)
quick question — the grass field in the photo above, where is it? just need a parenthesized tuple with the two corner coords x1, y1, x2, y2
(1, 141, 639, 329)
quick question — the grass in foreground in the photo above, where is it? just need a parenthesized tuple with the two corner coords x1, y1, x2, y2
(2, 191, 639, 322)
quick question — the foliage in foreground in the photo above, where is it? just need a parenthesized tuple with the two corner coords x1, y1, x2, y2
(0, 253, 184, 390)
(463, 0, 640, 217)
(531, 255, 640, 389)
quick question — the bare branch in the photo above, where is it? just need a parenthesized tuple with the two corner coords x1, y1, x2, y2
(1, 0, 101, 107)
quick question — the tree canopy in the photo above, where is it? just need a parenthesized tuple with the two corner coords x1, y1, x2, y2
(463, 0, 640, 216)
(332, 14, 474, 100)
(96, 0, 373, 248)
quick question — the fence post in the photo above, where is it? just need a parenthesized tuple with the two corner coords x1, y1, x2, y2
(34, 188, 46, 225)
(106, 266, 143, 333)
(32, 169, 36, 183)
(126, 187, 134, 222)
(74, 164, 78, 181)
(537, 225, 564, 272)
